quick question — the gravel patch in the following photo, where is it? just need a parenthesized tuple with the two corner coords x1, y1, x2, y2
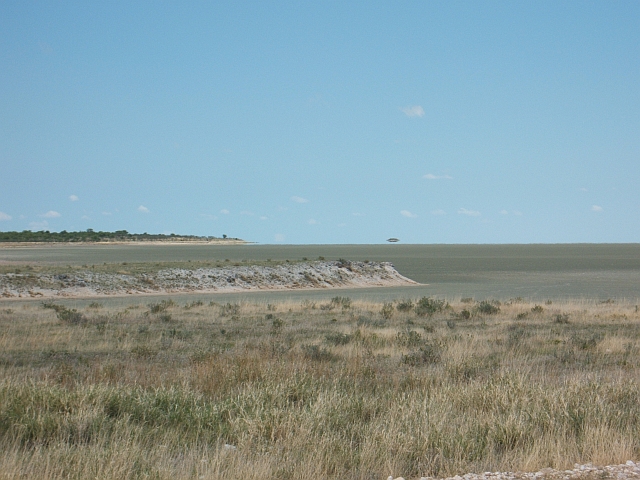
(387, 461, 640, 480)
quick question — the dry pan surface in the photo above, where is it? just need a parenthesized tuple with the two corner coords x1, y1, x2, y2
(2, 243, 639, 300)
(0, 260, 417, 298)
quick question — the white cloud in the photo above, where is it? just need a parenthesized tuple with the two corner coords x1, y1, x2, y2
(0, 211, 12, 221)
(40, 210, 61, 218)
(500, 210, 509, 215)
(308, 219, 318, 225)
(137, 205, 150, 213)
(423, 173, 453, 180)
(220, 209, 230, 215)
(401, 105, 425, 117)
(401, 210, 417, 218)
(291, 196, 309, 204)
(591, 205, 603, 212)
(81, 215, 91, 220)
(274, 233, 285, 242)
(580, 187, 588, 192)
(69, 195, 79, 202)
(29, 220, 48, 230)
(513, 210, 523, 216)
(352, 212, 365, 217)
(102, 211, 112, 216)
(259, 216, 268, 221)
(431, 209, 446, 216)
(458, 208, 481, 217)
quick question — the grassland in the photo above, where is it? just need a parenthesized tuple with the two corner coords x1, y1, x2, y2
(1, 296, 639, 479)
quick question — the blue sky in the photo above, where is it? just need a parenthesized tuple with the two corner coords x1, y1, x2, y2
(1, 1, 638, 244)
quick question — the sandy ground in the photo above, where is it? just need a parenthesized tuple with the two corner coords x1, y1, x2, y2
(0, 260, 417, 299)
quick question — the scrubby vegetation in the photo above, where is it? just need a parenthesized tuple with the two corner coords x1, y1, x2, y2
(0, 229, 240, 243)
(0, 297, 639, 479)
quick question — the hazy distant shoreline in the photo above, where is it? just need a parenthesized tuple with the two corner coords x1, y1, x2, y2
(0, 239, 249, 248)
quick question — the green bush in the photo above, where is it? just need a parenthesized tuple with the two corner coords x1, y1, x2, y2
(42, 302, 87, 326)
(396, 299, 413, 312)
(270, 318, 284, 336)
(476, 301, 500, 315)
(414, 297, 446, 317)
(397, 329, 423, 347)
(381, 302, 394, 319)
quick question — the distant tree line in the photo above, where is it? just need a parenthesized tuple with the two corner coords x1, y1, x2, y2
(0, 229, 236, 243)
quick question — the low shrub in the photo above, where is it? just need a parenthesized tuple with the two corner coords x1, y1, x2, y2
(414, 297, 446, 317)
(301, 344, 336, 362)
(148, 299, 175, 314)
(331, 296, 352, 309)
(396, 329, 423, 347)
(401, 344, 441, 366)
(220, 303, 240, 316)
(396, 299, 413, 312)
(42, 302, 87, 326)
(381, 302, 394, 319)
(325, 333, 352, 346)
(270, 318, 284, 335)
(476, 300, 500, 315)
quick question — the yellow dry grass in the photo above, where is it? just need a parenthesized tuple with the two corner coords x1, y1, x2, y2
(0, 296, 639, 479)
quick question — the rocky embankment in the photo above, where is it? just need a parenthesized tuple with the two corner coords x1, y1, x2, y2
(388, 461, 640, 480)
(0, 260, 417, 298)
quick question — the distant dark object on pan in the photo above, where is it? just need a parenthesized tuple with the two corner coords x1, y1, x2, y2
(387, 238, 400, 243)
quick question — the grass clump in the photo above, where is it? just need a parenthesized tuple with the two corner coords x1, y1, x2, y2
(330, 296, 352, 310)
(401, 343, 441, 366)
(554, 312, 571, 324)
(325, 333, 352, 346)
(148, 299, 175, 314)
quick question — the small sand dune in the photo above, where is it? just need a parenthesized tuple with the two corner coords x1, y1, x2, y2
(0, 260, 417, 299)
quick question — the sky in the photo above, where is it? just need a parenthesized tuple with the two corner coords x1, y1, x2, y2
(1, 1, 639, 244)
